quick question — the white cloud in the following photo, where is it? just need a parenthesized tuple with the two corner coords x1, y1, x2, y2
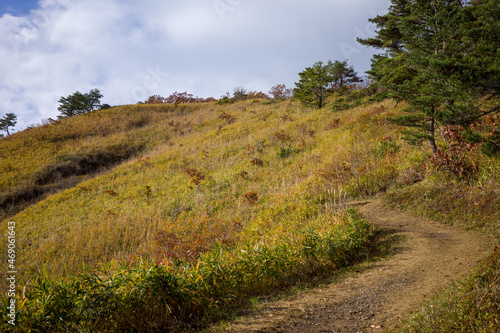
(0, 0, 389, 131)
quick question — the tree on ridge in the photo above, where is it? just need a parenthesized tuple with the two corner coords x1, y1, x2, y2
(58, 89, 103, 118)
(0, 113, 17, 136)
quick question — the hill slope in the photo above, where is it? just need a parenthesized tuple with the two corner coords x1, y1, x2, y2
(1, 96, 499, 331)
(2, 98, 409, 279)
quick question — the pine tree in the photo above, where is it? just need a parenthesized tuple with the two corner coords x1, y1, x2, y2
(359, 0, 500, 153)
(86, 89, 104, 112)
(330, 60, 361, 91)
(294, 61, 334, 109)
(0, 113, 17, 136)
(58, 89, 103, 118)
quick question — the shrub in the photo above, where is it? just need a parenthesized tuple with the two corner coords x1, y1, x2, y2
(247, 91, 270, 100)
(430, 126, 478, 180)
(274, 130, 292, 142)
(277, 146, 298, 159)
(146, 92, 207, 104)
(481, 126, 500, 158)
(233, 87, 248, 101)
(153, 216, 238, 263)
(324, 118, 341, 130)
(280, 114, 294, 122)
(241, 191, 259, 204)
(376, 136, 401, 157)
(331, 101, 351, 111)
(215, 96, 232, 105)
(269, 84, 292, 100)
(250, 158, 264, 166)
(219, 112, 237, 124)
(145, 95, 167, 104)
(185, 168, 208, 185)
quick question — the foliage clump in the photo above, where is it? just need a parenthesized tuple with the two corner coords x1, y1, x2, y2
(277, 146, 299, 159)
(481, 126, 500, 158)
(269, 84, 293, 100)
(430, 126, 479, 180)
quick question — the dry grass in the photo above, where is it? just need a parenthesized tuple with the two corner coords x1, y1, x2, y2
(1, 97, 407, 282)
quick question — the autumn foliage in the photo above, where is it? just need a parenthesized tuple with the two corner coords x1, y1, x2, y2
(269, 84, 292, 100)
(430, 126, 479, 179)
(145, 91, 214, 104)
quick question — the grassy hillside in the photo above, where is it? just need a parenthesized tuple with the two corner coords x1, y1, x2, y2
(1, 97, 408, 280)
(0, 95, 499, 331)
(0, 104, 200, 220)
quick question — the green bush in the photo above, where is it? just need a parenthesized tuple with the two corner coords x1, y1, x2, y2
(277, 146, 299, 159)
(215, 97, 232, 105)
(367, 93, 387, 103)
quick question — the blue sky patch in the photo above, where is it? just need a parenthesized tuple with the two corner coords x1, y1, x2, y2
(0, 0, 39, 16)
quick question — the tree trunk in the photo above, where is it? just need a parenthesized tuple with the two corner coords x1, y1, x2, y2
(428, 116, 437, 154)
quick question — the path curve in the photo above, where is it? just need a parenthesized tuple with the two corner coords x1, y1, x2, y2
(219, 200, 495, 333)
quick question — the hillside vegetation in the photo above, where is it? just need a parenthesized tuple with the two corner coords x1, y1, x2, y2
(1, 95, 405, 280)
(0, 93, 499, 331)
(0, 104, 196, 220)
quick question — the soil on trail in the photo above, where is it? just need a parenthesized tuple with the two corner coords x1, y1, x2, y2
(219, 200, 495, 333)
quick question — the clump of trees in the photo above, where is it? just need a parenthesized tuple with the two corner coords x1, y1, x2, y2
(58, 89, 104, 118)
(146, 86, 288, 106)
(294, 60, 361, 108)
(358, 0, 500, 153)
(145, 92, 214, 104)
(0, 113, 17, 136)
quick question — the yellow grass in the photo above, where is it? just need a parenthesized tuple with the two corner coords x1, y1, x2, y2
(0, 99, 404, 281)
(2, 97, 497, 284)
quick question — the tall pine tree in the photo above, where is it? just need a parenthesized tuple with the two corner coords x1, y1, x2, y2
(359, 0, 499, 153)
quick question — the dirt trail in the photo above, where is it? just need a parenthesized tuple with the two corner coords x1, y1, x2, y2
(219, 200, 495, 333)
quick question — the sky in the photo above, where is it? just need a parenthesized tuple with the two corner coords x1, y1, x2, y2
(0, 0, 390, 131)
